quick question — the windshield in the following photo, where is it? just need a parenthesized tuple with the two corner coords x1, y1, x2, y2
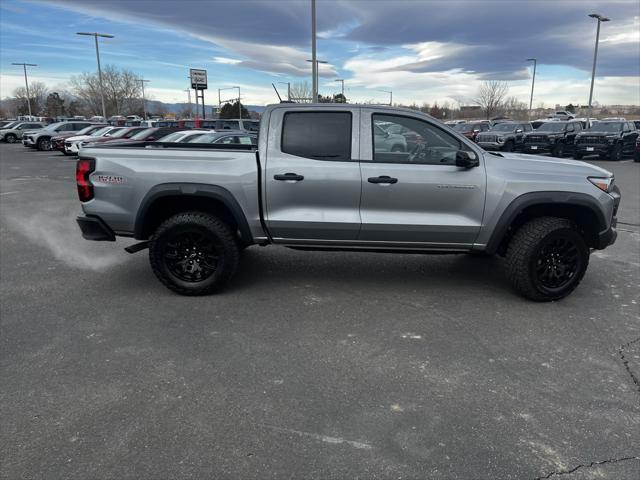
(130, 128, 155, 140)
(91, 127, 112, 136)
(537, 122, 566, 132)
(109, 128, 135, 138)
(453, 124, 474, 133)
(1, 121, 21, 129)
(157, 131, 185, 142)
(588, 122, 623, 133)
(492, 123, 517, 132)
(76, 125, 99, 135)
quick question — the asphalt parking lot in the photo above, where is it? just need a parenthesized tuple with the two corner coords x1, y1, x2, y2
(1, 143, 638, 479)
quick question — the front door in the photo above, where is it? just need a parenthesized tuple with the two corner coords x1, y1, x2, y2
(358, 110, 486, 248)
(264, 108, 362, 241)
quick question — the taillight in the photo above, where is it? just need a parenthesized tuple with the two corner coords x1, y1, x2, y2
(76, 158, 95, 202)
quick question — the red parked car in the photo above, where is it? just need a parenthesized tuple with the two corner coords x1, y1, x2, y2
(51, 124, 107, 152)
(81, 126, 148, 147)
(453, 121, 491, 142)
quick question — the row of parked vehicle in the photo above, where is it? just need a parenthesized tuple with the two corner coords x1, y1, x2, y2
(0, 118, 258, 157)
(446, 118, 640, 161)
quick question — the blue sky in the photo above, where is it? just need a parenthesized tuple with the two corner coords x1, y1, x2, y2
(1, 0, 638, 107)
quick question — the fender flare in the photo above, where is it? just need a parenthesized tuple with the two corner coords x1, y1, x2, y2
(134, 182, 253, 243)
(485, 191, 608, 254)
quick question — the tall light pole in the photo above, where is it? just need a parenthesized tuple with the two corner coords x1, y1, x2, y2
(12, 62, 37, 116)
(77, 32, 113, 121)
(526, 58, 537, 119)
(307, 59, 327, 101)
(587, 13, 610, 124)
(379, 89, 392, 106)
(278, 82, 291, 101)
(334, 78, 344, 102)
(137, 78, 150, 120)
(184, 89, 192, 117)
(311, 0, 317, 102)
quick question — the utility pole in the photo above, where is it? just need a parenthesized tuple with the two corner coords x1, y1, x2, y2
(379, 89, 392, 106)
(307, 59, 327, 101)
(587, 13, 610, 125)
(12, 62, 37, 116)
(526, 58, 537, 119)
(184, 89, 192, 117)
(76, 32, 114, 121)
(311, 0, 317, 102)
(334, 78, 344, 102)
(137, 78, 150, 120)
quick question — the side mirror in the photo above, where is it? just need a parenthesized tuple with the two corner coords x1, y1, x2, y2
(473, 128, 480, 133)
(516, 128, 523, 133)
(456, 150, 479, 168)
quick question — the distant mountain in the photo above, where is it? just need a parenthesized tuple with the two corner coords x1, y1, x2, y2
(146, 100, 266, 115)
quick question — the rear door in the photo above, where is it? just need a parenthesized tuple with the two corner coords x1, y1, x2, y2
(264, 108, 361, 241)
(358, 109, 486, 247)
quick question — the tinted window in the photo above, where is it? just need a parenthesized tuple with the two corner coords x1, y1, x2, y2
(524, 124, 533, 131)
(281, 111, 352, 161)
(372, 114, 463, 165)
(216, 120, 240, 130)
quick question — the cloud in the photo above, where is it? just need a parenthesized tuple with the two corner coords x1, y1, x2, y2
(214, 57, 242, 65)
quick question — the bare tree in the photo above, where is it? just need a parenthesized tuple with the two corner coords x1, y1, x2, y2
(13, 81, 49, 115)
(289, 81, 312, 103)
(70, 65, 142, 117)
(475, 80, 509, 119)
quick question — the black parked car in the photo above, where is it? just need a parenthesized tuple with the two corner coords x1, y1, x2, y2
(522, 121, 583, 157)
(574, 121, 639, 160)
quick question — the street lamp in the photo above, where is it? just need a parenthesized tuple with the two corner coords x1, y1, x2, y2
(587, 13, 610, 125)
(526, 58, 537, 119)
(76, 32, 114, 121)
(278, 82, 291, 101)
(218, 86, 241, 118)
(307, 59, 328, 101)
(334, 79, 345, 102)
(378, 89, 392, 106)
(11, 62, 37, 116)
(137, 78, 150, 120)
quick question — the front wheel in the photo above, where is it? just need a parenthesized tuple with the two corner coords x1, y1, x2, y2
(505, 217, 589, 301)
(149, 212, 239, 295)
(4, 134, 17, 143)
(609, 143, 623, 161)
(573, 153, 583, 160)
(37, 137, 52, 151)
(503, 140, 514, 152)
(552, 143, 565, 158)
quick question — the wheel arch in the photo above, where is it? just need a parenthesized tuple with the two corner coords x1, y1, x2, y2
(486, 191, 607, 255)
(134, 183, 254, 246)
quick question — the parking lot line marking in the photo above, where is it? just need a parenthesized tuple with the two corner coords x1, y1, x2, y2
(260, 424, 373, 450)
(0, 191, 21, 196)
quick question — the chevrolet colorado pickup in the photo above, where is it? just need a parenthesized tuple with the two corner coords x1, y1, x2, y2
(76, 104, 620, 301)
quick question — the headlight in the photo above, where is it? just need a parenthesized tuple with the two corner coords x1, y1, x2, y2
(497, 136, 504, 143)
(588, 176, 614, 193)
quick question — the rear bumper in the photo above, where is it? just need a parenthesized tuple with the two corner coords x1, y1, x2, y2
(76, 215, 116, 241)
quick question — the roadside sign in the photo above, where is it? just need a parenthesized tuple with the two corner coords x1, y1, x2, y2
(190, 68, 207, 90)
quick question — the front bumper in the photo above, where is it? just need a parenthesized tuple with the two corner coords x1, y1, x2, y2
(23, 137, 36, 147)
(477, 141, 504, 150)
(523, 143, 552, 153)
(65, 143, 80, 154)
(575, 144, 611, 156)
(76, 215, 116, 241)
(595, 184, 621, 249)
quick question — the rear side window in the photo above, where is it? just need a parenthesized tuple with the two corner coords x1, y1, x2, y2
(281, 111, 352, 161)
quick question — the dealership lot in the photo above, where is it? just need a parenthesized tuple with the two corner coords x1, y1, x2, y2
(1, 144, 638, 478)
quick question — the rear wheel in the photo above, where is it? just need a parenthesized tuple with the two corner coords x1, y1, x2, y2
(149, 211, 239, 295)
(4, 134, 17, 143)
(505, 217, 589, 301)
(37, 137, 52, 151)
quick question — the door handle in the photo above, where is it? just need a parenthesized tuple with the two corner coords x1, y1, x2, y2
(274, 173, 304, 182)
(368, 176, 398, 184)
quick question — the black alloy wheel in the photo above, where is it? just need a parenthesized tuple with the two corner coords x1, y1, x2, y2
(534, 236, 583, 293)
(162, 230, 219, 283)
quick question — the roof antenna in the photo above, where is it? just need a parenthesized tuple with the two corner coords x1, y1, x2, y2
(272, 83, 283, 102)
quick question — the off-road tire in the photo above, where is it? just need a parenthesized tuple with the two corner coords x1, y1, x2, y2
(4, 134, 17, 143)
(609, 143, 623, 161)
(149, 211, 239, 296)
(505, 217, 589, 302)
(552, 143, 565, 158)
(573, 153, 583, 160)
(37, 137, 52, 151)
(503, 140, 515, 152)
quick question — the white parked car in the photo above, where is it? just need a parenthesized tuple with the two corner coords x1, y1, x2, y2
(64, 126, 124, 155)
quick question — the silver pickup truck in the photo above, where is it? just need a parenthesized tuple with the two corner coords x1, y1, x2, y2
(76, 104, 620, 301)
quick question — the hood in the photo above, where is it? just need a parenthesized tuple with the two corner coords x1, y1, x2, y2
(23, 128, 48, 135)
(576, 131, 618, 137)
(66, 134, 95, 142)
(486, 151, 612, 177)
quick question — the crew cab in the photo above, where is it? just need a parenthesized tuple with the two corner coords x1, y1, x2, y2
(76, 104, 620, 302)
(574, 120, 638, 160)
(523, 120, 583, 157)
